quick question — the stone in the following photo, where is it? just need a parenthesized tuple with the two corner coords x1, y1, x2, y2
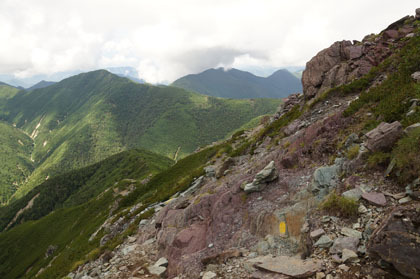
(330, 237, 359, 254)
(316, 272, 326, 279)
(338, 264, 350, 272)
(311, 164, 340, 198)
(358, 204, 368, 214)
(155, 257, 168, 267)
(204, 166, 216, 178)
(45, 245, 57, 258)
(251, 255, 322, 278)
(362, 192, 386, 206)
(122, 244, 138, 255)
(147, 265, 166, 277)
(127, 236, 136, 243)
(181, 176, 204, 196)
(244, 161, 277, 193)
(256, 240, 270, 255)
(383, 30, 399, 40)
(202, 271, 217, 279)
(342, 248, 358, 263)
(405, 123, 420, 134)
(416, 8, 420, 20)
(368, 204, 420, 279)
(342, 188, 363, 201)
(326, 275, 333, 279)
(398, 196, 412, 204)
(341, 227, 362, 239)
(412, 71, 420, 82)
(365, 121, 403, 152)
(310, 229, 325, 239)
(314, 235, 333, 248)
(345, 133, 359, 148)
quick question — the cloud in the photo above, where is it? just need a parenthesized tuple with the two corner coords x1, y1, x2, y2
(0, 0, 418, 83)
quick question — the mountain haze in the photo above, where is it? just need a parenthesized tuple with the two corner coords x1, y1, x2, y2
(172, 68, 302, 99)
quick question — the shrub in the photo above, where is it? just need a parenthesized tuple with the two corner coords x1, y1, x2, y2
(367, 152, 391, 168)
(346, 145, 360, 160)
(320, 191, 359, 217)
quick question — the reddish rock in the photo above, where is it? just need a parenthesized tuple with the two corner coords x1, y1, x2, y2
(368, 204, 420, 279)
(365, 121, 403, 152)
(383, 30, 399, 40)
(362, 192, 386, 206)
(173, 223, 207, 253)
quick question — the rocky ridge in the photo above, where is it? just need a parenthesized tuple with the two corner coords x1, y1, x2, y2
(67, 10, 420, 279)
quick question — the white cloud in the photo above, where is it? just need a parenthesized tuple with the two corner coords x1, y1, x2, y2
(0, 0, 418, 83)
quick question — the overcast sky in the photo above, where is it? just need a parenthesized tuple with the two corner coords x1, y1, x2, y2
(0, 0, 418, 83)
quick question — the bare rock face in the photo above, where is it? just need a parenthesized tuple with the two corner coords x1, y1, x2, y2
(365, 121, 403, 152)
(301, 15, 415, 100)
(368, 204, 420, 279)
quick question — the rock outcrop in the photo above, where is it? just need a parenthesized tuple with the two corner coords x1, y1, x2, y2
(365, 121, 403, 152)
(368, 204, 420, 279)
(302, 15, 416, 99)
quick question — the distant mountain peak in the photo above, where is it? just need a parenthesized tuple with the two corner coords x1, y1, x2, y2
(172, 67, 302, 99)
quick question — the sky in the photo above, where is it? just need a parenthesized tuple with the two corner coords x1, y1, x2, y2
(0, 0, 418, 84)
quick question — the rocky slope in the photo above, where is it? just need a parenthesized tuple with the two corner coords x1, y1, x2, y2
(4, 8, 420, 279)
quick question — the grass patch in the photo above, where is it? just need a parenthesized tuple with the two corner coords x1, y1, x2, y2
(392, 127, 420, 184)
(320, 191, 359, 217)
(345, 145, 360, 160)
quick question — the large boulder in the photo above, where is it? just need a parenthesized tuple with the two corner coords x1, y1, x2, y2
(368, 204, 420, 279)
(365, 121, 403, 152)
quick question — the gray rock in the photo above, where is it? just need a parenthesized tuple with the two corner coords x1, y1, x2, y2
(202, 271, 217, 279)
(342, 188, 363, 201)
(244, 161, 277, 193)
(181, 176, 204, 196)
(413, 72, 420, 82)
(358, 204, 368, 214)
(204, 166, 216, 178)
(251, 255, 321, 278)
(310, 229, 325, 239)
(314, 235, 333, 248)
(256, 240, 270, 255)
(311, 164, 340, 198)
(147, 265, 166, 277)
(155, 257, 168, 267)
(345, 133, 359, 148)
(330, 237, 359, 254)
(404, 123, 420, 134)
(341, 227, 362, 239)
(342, 248, 358, 263)
(398, 196, 412, 204)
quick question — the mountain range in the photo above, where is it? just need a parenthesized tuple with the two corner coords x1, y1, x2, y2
(0, 70, 281, 202)
(172, 67, 302, 99)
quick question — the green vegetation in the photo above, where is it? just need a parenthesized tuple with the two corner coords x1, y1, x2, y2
(392, 127, 420, 184)
(0, 149, 172, 231)
(0, 121, 34, 203)
(0, 138, 231, 278)
(172, 68, 302, 99)
(367, 151, 391, 169)
(343, 35, 420, 126)
(0, 83, 20, 114)
(345, 145, 360, 160)
(320, 191, 359, 217)
(0, 70, 280, 201)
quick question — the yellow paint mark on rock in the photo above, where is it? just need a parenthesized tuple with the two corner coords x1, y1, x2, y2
(279, 221, 286, 235)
